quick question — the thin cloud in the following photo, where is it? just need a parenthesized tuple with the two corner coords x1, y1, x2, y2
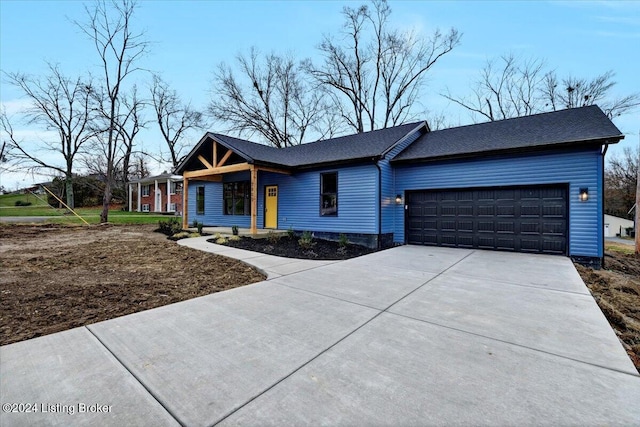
(596, 16, 640, 26)
(595, 31, 640, 38)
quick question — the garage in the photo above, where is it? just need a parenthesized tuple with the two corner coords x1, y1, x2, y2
(406, 185, 568, 255)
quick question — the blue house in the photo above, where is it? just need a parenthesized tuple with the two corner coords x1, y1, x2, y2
(175, 105, 624, 267)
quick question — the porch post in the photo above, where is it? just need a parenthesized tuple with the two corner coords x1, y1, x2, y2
(183, 178, 189, 229)
(137, 182, 141, 212)
(154, 179, 159, 212)
(250, 165, 257, 234)
(128, 183, 133, 212)
(166, 177, 171, 212)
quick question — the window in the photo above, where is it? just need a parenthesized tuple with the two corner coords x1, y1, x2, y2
(142, 185, 150, 197)
(223, 181, 250, 215)
(142, 204, 150, 212)
(170, 181, 182, 194)
(320, 172, 337, 216)
(196, 186, 205, 215)
(169, 203, 177, 212)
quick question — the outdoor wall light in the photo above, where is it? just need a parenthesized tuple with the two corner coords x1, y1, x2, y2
(395, 194, 403, 204)
(579, 187, 589, 202)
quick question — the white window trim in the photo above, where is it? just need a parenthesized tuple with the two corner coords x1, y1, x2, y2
(142, 204, 150, 212)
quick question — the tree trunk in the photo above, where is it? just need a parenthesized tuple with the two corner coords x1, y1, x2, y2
(65, 175, 75, 209)
(101, 180, 111, 223)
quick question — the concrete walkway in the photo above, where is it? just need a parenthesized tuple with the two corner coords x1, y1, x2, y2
(177, 236, 338, 279)
(2, 243, 639, 426)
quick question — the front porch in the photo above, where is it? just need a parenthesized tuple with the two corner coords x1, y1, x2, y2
(179, 136, 291, 234)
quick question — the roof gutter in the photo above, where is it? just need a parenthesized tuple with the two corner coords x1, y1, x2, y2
(390, 136, 625, 165)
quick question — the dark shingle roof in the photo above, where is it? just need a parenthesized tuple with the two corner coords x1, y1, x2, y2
(391, 106, 624, 163)
(274, 121, 424, 167)
(177, 121, 425, 172)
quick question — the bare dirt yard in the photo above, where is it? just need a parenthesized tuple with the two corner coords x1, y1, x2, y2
(575, 246, 640, 374)
(2, 224, 639, 375)
(0, 224, 265, 346)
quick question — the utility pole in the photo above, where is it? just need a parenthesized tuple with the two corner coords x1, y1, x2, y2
(636, 132, 639, 254)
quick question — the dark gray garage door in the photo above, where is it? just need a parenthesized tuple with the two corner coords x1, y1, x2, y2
(406, 185, 567, 255)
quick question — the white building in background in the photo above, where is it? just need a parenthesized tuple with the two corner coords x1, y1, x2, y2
(604, 214, 634, 238)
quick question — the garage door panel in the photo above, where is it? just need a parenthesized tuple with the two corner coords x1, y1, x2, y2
(406, 185, 567, 256)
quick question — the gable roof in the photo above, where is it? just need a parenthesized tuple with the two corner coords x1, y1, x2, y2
(391, 105, 624, 163)
(176, 121, 425, 173)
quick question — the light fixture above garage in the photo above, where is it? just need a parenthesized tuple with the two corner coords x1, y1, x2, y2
(579, 188, 589, 202)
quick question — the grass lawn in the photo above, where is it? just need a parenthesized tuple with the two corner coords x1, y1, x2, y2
(0, 194, 175, 225)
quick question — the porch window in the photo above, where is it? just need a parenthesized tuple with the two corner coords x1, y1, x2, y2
(196, 186, 205, 215)
(142, 204, 150, 212)
(320, 172, 338, 216)
(142, 185, 150, 197)
(223, 181, 250, 216)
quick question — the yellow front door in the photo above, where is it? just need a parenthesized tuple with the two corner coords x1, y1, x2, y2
(265, 185, 278, 229)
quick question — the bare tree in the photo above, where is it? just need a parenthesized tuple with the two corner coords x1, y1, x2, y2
(542, 71, 639, 120)
(605, 146, 638, 221)
(303, 0, 461, 133)
(443, 54, 546, 122)
(88, 84, 146, 193)
(77, 0, 148, 223)
(446, 54, 639, 122)
(151, 75, 205, 167)
(210, 48, 335, 148)
(1, 64, 96, 207)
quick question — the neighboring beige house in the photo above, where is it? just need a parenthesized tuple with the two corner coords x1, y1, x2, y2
(604, 214, 634, 237)
(128, 173, 183, 214)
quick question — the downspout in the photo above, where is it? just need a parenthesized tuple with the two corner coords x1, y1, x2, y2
(375, 161, 382, 250)
(601, 143, 609, 268)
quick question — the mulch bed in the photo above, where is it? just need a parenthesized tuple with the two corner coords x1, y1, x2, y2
(212, 235, 381, 260)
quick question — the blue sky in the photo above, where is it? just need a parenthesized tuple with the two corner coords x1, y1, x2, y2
(1, 0, 638, 189)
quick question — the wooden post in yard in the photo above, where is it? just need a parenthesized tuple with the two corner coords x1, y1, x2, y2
(250, 165, 257, 235)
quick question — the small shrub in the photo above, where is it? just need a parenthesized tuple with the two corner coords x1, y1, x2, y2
(14, 200, 32, 207)
(189, 232, 201, 238)
(214, 233, 222, 239)
(287, 226, 295, 239)
(196, 222, 204, 234)
(266, 231, 281, 244)
(192, 219, 199, 228)
(228, 235, 241, 241)
(215, 237, 228, 244)
(158, 217, 183, 236)
(232, 225, 239, 236)
(338, 233, 349, 248)
(172, 231, 190, 239)
(299, 231, 315, 250)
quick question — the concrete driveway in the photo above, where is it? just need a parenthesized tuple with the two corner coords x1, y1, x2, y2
(1, 245, 639, 426)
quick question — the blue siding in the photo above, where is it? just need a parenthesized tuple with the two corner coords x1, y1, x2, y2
(189, 165, 379, 233)
(258, 164, 379, 233)
(380, 128, 423, 233)
(187, 172, 252, 227)
(393, 147, 603, 258)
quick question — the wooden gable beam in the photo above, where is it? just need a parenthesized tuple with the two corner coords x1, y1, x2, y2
(213, 141, 218, 167)
(217, 149, 234, 168)
(198, 155, 214, 170)
(183, 162, 251, 179)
